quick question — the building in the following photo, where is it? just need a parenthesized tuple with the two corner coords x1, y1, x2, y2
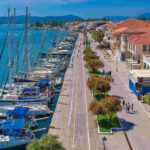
(110, 18, 150, 61)
(128, 32, 150, 69)
(143, 55, 150, 69)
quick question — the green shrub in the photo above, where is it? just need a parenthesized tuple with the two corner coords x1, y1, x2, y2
(144, 93, 150, 105)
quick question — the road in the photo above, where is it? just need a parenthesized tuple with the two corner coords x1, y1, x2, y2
(68, 33, 90, 150)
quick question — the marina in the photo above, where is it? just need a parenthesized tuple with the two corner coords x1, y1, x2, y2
(0, 7, 78, 149)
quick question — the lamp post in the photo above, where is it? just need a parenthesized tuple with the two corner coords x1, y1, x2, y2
(116, 57, 118, 72)
(102, 136, 107, 150)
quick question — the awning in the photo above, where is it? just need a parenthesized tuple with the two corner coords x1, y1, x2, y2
(6, 106, 30, 117)
(3, 119, 25, 130)
(40, 78, 51, 83)
(23, 88, 37, 92)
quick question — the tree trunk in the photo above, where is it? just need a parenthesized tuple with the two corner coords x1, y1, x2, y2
(109, 113, 113, 123)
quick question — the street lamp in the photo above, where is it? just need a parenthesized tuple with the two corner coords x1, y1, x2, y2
(116, 57, 118, 72)
(102, 136, 107, 150)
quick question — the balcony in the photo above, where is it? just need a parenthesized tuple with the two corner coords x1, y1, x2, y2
(143, 55, 150, 66)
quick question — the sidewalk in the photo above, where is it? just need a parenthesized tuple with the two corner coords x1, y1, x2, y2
(101, 48, 150, 118)
(89, 33, 150, 150)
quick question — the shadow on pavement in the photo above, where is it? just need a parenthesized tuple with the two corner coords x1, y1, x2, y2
(128, 111, 137, 114)
(119, 118, 135, 131)
(109, 95, 124, 99)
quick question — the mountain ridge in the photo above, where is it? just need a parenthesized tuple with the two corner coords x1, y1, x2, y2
(0, 15, 83, 24)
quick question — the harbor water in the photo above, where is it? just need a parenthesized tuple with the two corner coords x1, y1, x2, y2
(0, 24, 68, 86)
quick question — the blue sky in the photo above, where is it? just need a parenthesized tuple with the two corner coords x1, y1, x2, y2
(1, 0, 150, 18)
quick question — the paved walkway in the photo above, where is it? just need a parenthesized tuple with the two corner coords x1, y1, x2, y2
(88, 32, 150, 150)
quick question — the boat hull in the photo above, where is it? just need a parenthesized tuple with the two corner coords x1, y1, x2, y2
(0, 137, 32, 149)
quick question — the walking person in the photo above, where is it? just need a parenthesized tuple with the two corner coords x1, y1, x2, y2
(93, 120, 97, 128)
(125, 103, 128, 113)
(122, 100, 125, 108)
(110, 71, 112, 77)
(111, 78, 114, 83)
(127, 103, 130, 113)
(131, 103, 134, 112)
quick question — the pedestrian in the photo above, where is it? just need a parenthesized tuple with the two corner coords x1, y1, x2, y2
(110, 71, 112, 76)
(125, 103, 128, 113)
(127, 103, 130, 113)
(93, 120, 97, 128)
(122, 100, 125, 108)
(103, 69, 105, 75)
(111, 78, 114, 83)
(131, 103, 134, 112)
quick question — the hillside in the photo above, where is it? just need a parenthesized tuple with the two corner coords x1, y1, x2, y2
(0, 15, 83, 24)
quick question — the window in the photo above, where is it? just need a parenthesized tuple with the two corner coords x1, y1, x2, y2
(143, 45, 146, 51)
(129, 42, 130, 49)
(134, 44, 136, 51)
(125, 35, 127, 41)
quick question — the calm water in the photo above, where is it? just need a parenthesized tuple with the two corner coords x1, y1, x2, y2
(0, 25, 71, 150)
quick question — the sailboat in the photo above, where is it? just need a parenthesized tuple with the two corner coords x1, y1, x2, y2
(0, 118, 35, 149)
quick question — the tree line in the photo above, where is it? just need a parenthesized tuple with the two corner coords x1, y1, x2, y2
(32, 20, 65, 27)
(83, 36, 122, 124)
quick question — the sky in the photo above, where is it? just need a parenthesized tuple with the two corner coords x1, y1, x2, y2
(0, 0, 150, 18)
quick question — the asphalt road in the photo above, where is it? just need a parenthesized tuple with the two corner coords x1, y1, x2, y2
(68, 33, 90, 150)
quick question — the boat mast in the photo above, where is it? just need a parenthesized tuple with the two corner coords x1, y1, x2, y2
(28, 12, 31, 73)
(46, 28, 49, 61)
(13, 8, 19, 94)
(8, 8, 12, 92)
(24, 7, 28, 78)
(14, 8, 16, 60)
(32, 26, 35, 68)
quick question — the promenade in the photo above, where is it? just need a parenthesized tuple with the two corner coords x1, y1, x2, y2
(88, 32, 150, 150)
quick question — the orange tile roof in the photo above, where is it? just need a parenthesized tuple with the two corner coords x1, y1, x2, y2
(122, 27, 150, 34)
(112, 27, 128, 35)
(111, 18, 149, 30)
(128, 32, 150, 44)
(101, 23, 116, 29)
(112, 27, 150, 35)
